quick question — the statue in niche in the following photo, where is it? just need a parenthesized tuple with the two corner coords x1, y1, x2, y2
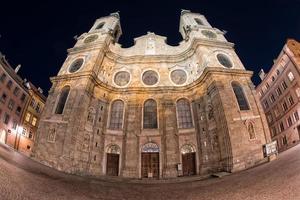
(210, 131, 219, 151)
(47, 128, 56, 142)
(207, 104, 214, 120)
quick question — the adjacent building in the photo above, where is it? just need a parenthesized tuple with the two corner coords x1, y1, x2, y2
(256, 39, 300, 152)
(33, 10, 271, 179)
(0, 52, 46, 155)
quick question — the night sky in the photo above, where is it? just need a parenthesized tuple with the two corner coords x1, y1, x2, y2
(1, 0, 300, 94)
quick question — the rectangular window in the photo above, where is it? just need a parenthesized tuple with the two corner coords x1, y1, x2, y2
(0, 73, 7, 83)
(282, 136, 288, 145)
(276, 87, 282, 96)
(22, 128, 27, 136)
(29, 130, 33, 139)
(8, 99, 15, 110)
(294, 111, 299, 121)
(271, 127, 276, 137)
(0, 93, 7, 104)
(288, 96, 294, 105)
(282, 101, 288, 111)
(3, 113, 10, 125)
(32, 117, 37, 126)
(20, 93, 26, 102)
(287, 116, 293, 127)
(270, 94, 276, 103)
(296, 88, 300, 98)
(279, 122, 285, 132)
(281, 80, 288, 90)
(6, 80, 13, 90)
(264, 100, 269, 109)
(266, 83, 270, 89)
(288, 72, 295, 82)
(16, 106, 21, 116)
(30, 99, 36, 108)
(25, 112, 31, 122)
(13, 87, 20, 96)
(36, 103, 41, 113)
(12, 121, 17, 130)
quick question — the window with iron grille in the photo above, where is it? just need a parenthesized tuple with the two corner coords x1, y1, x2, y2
(55, 86, 70, 114)
(232, 82, 250, 110)
(109, 100, 124, 130)
(177, 99, 193, 129)
(143, 99, 157, 129)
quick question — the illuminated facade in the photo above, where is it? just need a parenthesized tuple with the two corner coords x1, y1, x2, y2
(256, 39, 300, 152)
(33, 10, 271, 178)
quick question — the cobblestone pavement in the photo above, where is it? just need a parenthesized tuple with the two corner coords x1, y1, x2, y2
(0, 144, 300, 200)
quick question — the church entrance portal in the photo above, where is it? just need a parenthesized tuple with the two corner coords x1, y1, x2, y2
(141, 142, 159, 178)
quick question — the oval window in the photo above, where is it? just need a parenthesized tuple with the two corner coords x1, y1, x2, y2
(68, 58, 84, 73)
(217, 54, 233, 68)
(142, 70, 159, 86)
(114, 71, 131, 87)
(170, 69, 187, 85)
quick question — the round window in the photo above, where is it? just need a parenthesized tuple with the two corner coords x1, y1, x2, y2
(201, 30, 217, 39)
(142, 70, 159, 86)
(114, 71, 131, 87)
(69, 59, 84, 73)
(217, 54, 233, 68)
(84, 35, 98, 43)
(170, 69, 187, 85)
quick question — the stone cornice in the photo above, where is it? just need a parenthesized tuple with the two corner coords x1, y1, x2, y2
(50, 68, 253, 95)
(106, 38, 235, 64)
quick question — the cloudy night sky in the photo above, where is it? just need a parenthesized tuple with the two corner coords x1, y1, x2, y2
(1, 0, 300, 93)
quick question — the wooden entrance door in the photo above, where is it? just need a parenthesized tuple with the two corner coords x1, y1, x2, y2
(141, 152, 159, 178)
(106, 153, 119, 176)
(182, 152, 196, 176)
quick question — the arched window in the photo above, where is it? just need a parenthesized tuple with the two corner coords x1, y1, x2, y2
(55, 86, 70, 114)
(109, 100, 124, 130)
(143, 99, 157, 129)
(177, 98, 193, 128)
(232, 82, 250, 110)
(194, 18, 203, 25)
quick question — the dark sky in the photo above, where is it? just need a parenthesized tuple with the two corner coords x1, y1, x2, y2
(1, 0, 300, 94)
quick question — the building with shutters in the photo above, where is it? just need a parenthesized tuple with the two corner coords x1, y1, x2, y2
(32, 10, 271, 179)
(256, 39, 300, 152)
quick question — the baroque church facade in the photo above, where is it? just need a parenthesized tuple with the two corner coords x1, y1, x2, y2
(33, 10, 271, 179)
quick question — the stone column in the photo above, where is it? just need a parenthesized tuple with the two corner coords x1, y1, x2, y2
(121, 102, 140, 178)
(162, 99, 179, 178)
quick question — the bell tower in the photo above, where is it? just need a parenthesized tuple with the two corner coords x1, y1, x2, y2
(33, 13, 122, 174)
(179, 9, 228, 43)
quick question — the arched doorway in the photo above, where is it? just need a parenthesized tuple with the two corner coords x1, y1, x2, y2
(141, 142, 159, 178)
(181, 144, 196, 176)
(106, 144, 120, 176)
